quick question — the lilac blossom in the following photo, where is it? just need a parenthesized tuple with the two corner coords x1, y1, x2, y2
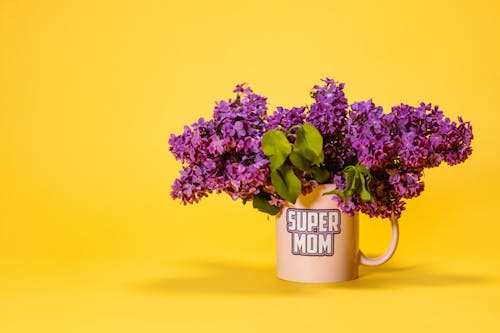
(169, 84, 281, 207)
(169, 78, 473, 219)
(332, 98, 473, 218)
(307, 78, 350, 171)
(267, 106, 307, 135)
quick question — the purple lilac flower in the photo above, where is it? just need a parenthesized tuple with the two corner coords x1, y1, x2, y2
(267, 106, 307, 138)
(169, 84, 281, 207)
(169, 118, 216, 165)
(343, 100, 389, 169)
(307, 78, 348, 137)
(333, 98, 473, 218)
(307, 78, 350, 172)
(170, 78, 473, 219)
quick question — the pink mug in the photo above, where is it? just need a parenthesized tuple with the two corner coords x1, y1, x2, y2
(276, 184, 399, 283)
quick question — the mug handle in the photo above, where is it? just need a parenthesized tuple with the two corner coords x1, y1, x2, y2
(359, 215, 399, 266)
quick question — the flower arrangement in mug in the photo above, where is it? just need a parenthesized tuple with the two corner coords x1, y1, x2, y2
(169, 78, 473, 218)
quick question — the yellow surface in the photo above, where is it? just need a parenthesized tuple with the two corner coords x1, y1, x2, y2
(1, 0, 499, 332)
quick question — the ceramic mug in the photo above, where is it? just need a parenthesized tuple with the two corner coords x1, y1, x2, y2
(276, 184, 399, 283)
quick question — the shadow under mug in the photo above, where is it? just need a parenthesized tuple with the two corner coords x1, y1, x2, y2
(276, 184, 399, 283)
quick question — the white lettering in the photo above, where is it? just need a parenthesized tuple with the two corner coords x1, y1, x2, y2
(318, 233, 333, 255)
(328, 211, 340, 232)
(293, 233, 306, 254)
(306, 234, 317, 254)
(287, 209, 296, 231)
(286, 209, 340, 256)
(319, 212, 328, 232)
(307, 212, 318, 231)
(296, 211, 307, 231)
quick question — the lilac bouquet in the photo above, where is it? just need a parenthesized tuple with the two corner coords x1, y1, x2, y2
(169, 78, 473, 218)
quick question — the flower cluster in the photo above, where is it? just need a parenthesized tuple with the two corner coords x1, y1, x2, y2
(169, 84, 281, 206)
(333, 100, 473, 218)
(308, 78, 348, 137)
(268, 79, 351, 171)
(308, 79, 351, 172)
(267, 106, 307, 137)
(169, 78, 473, 219)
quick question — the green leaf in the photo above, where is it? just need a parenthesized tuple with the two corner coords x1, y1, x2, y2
(359, 187, 373, 202)
(310, 166, 330, 183)
(323, 163, 374, 203)
(358, 171, 373, 202)
(343, 166, 356, 197)
(271, 164, 302, 203)
(293, 123, 324, 166)
(289, 150, 311, 171)
(252, 193, 280, 215)
(323, 189, 346, 200)
(261, 130, 292, 171)
(357, 164, 370, 174)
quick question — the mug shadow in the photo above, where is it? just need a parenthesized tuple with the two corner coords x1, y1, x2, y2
(135, 260, 316, 296)
(133, 260, 499, 296)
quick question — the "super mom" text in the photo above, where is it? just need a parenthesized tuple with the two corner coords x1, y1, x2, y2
(286, 209, 341, 256)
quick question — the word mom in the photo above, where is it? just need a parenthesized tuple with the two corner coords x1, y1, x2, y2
(287, 209, 341, 256)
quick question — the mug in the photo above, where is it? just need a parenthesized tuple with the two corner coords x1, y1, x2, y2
(276, 184, 399, 283)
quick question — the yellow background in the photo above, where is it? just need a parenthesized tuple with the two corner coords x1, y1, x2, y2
(1, 0, 499, 332)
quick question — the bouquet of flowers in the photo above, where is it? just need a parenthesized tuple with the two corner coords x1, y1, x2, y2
(169, 78, 473, 218)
